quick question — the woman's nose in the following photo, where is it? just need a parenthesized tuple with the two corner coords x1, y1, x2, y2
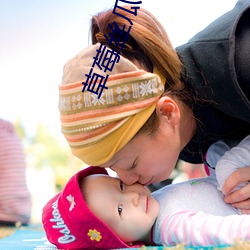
(112, 168, 139, 185)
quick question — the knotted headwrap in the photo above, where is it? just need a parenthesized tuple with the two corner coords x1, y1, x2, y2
(59, 43, 165, 165)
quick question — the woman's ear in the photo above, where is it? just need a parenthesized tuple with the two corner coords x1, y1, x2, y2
(156, 96, 180, 126)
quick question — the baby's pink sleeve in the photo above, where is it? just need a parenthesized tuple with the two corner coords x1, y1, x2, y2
(160, 210, 250, 246)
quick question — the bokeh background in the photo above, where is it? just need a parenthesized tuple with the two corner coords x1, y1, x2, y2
(0, 0, 238, 223)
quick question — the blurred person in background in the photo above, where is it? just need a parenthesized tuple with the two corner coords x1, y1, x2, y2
(0, 118, 31, 226)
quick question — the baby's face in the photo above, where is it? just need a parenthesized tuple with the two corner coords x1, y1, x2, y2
(84, 174, 160, 244)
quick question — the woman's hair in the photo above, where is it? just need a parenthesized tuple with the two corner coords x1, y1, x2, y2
(90, 6, 193, 135)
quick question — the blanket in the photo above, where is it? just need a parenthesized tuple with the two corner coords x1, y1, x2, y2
(0, 225, 248, 250)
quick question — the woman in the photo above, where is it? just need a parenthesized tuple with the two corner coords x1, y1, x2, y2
(59, 0, 250, 211)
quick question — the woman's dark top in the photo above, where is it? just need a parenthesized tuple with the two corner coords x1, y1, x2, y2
(176, 0, 250, 164)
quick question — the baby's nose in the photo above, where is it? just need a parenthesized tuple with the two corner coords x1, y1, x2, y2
(126, 191, 140, 206)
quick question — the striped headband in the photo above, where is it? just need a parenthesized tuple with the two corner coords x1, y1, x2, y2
(59, 43, 165, 165)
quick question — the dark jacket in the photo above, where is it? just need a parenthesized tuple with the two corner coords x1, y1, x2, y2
(176, 0, 250, 163)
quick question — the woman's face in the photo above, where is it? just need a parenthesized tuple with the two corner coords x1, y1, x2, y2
(100, 120, 182, 186)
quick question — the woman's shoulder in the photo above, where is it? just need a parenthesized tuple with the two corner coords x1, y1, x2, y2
(176, 0, 250, 123)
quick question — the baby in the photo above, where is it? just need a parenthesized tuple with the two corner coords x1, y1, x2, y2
(42, 135, 250, 249)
